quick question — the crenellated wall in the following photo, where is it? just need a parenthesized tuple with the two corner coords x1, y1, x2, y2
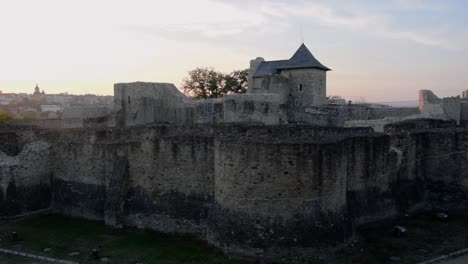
(1, 122, 468, 263)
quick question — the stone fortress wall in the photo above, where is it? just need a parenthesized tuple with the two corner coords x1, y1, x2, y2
(56, 80, 420, 130)
(1, 121, 468, 262)
(114, 82, 194, 126)
(108, 81, 419, 128)
(418, 89, 462, 123)
(0, 126, 52, 219)
(62, 106, 112, 128)
(111, 81, 422, 127)
(113, 82, 282, 126)
(344, 90, 468, 132)
(3, 43, 468, 263)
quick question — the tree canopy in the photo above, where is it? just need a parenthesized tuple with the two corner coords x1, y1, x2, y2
(182, 67, 248, 99)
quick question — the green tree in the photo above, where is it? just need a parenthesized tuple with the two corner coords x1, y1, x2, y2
(223, 69, 248, 95)
(182, 67, 225, 99)
(0, 112, 14, 124)
(0, 112, 36, 124)
(182, 67, 248, 99)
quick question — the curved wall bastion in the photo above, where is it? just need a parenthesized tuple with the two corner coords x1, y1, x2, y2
(1, 121, 468, 263)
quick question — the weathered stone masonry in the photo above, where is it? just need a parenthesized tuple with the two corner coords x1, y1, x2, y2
(0, 127, 52, 218)
(1, 122, 468, 262)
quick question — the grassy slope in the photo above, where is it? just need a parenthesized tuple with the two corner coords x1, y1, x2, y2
(0, 215, 245, 264)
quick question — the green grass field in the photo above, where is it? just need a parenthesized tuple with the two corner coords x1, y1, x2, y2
(0, 215, 246, 264)
(1, 213, 468, 264)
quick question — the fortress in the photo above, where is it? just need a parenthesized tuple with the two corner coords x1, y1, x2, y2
(1, 44, 468, 263)
(110, 44, 420, 128)
(55, 45, 468, 131)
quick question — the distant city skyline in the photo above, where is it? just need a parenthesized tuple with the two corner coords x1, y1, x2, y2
(1, 0, 467, 101)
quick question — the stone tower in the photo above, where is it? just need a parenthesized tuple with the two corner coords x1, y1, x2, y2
(248, 44, 330, 107)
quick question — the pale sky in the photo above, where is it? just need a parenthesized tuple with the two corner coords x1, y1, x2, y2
(0, 0, 467, 101)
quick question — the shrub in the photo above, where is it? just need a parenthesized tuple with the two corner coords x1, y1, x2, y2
(0, 112, 14, 124)
(0, 112, 36, 124)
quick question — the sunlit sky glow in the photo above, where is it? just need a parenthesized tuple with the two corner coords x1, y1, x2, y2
(1, 0, 467, 101)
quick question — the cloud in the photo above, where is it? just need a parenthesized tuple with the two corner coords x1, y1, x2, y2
(392, 0, 445, 10)
(118, 0, 270, 38)
(100, 0, 454, 49)
(260, 1, 383, 30)
(251, 1, 454, 49)
(378, 29, 453, 49)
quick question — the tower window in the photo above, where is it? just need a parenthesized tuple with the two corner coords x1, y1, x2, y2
(299, 84, 303, 92)
(128, 96, 131, 104)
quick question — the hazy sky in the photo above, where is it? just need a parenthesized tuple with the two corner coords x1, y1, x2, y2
(1, 0, 467, 101)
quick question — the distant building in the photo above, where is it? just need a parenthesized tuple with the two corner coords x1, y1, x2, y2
(33, 84, 42, 96)
(40, 105, 62, 113)
(462, 90, 468, 98)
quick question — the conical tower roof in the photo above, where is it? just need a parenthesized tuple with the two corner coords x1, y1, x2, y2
(279, 43, 330, 71)
(253, 44, 331, 77)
